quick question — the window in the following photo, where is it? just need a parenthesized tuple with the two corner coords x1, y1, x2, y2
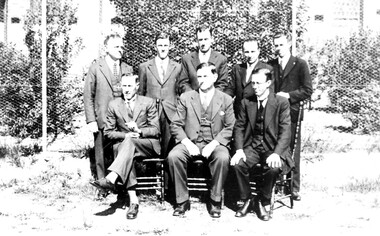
(315, 15, 324, 22)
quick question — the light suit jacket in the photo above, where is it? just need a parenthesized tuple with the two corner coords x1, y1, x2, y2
(104, 95, 161, 155)
(170, 89, 235, 148)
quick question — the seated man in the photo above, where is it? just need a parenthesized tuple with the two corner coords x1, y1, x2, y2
(230, 68, 293, 221)
(167, 62, 235, 218)
(90, 74, 161, 220)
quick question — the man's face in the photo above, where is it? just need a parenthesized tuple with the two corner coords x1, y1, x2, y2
(197, 66, 217, 92)
(251, 73, 270, 97)
(197, 30, 212, 53)
(156, 38, 170, 60)
(106, 37, 124, 60)
(273, 35, 291, 58)
(243, 41, 260, 64)
(121, 76, 139, 100)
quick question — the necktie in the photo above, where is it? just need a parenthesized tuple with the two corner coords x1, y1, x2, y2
(202, 96, 208, 111)
(113, 62, 118, 78)
(126, 101, 133, 118)
(259, 100, 264, 114)
(160, 63, 166, 82)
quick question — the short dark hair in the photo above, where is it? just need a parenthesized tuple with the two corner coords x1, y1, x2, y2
(273, 31, 291, 43)
(242, 35, 260, 50)
(251, 68, 272, 81)
(196, 24, 213, 37)
(196, 62, 217, 74)
(104, 33, 122, 46)
(154, 31, 171, 44)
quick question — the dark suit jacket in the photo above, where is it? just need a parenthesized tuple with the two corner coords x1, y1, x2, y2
(138, 58, 181, 121)
(170, 89, 235, 148)
(234, 93, 293, 172)
(104, 95, 161, 155)
(83, 58, 133, 129)
(269, 56, 312, 123)
(178, 50, 228, 94)
(224, 61, 273, 116)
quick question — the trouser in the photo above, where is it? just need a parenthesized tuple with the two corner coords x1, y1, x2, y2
(93, 129, 113, 179)
(234, 145, 282, 206)
(108, 137, 158, 189)
(167, 143, 230, 204)
(290, 121, 302, 192)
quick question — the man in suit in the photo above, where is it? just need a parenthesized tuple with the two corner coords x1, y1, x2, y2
(224, 37, 273, 117)
(231, 68, 292, 221)
(84, 33, 133, 181)
(167, 62, 235, 218)
(138, 32, 181, 156)
(90, 74, 161, 220)
(268, 32, 313, 201)
(177, 25, 228, 94)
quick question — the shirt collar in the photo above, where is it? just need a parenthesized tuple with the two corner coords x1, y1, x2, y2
(199, 86, 215, 103)
(105, 55, 119, 72)
(199, 50, 211, 63)
(155, 56, 169, 66)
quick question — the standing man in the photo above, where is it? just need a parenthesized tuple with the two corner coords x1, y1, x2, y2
(84, 33, 133, 181)
(268, 32, 313, 201)
(231, 68, 293, 221)
(178, 25, 228, 94)
(224, 37, 273, 117)
(138, 32, 181, 156)
(91, 74, 161, 220)
(167, 63, 235, 218)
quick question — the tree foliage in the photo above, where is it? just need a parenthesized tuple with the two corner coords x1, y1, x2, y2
(311, 30, 380, 134)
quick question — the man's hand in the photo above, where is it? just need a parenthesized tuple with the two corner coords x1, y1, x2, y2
(266, 153, 282, 169)
(230, 149, 246, 166)
(126, 121, 141, 134)
(87, 122, 98, 133)
(276, 92, 290, 99)
(181, 138, 200, 156)
(125, 132, 140, 139)
(202, 140, 219, 159)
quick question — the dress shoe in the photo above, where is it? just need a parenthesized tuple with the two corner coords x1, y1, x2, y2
(173, 200, 190, 216)
(291, 192, 301, 201)
(126, 203, 139, 219)
(235, 198, 252, 218)
(90, 178, 115, 192)
(255, 200, 270, 221)
(209, 201, 221, 218)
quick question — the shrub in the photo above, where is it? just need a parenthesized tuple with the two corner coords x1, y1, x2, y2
(311, 30, 380, 134)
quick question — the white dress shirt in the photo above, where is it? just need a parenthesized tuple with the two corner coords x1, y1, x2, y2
(198, 50, 211, 64)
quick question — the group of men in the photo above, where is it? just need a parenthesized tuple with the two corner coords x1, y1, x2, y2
(83, 25, 312, 221)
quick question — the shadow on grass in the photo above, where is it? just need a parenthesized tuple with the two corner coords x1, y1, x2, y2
(94, 193, 129, 216)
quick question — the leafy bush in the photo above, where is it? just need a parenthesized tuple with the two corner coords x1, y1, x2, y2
(310, 30, 380, 134)
(0, 43, 39, 138)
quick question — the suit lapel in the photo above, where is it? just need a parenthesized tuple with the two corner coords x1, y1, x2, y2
(211, 90, 222, 120)
(190, 92, 201, 123)
(247, 99, 257, 132)
(119, 99, 131, 123)
(147, 59, 162, 85)
(162, 60, 176, 85)
(208, 50, 218, 65)
(191, 52, 201, 70)
(99, 58, 113, 89)
(240, 63, 248, 87)
(283, 56, 297, 78)
(264, 93, 276, 130)
(133, 96, 143, 122)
